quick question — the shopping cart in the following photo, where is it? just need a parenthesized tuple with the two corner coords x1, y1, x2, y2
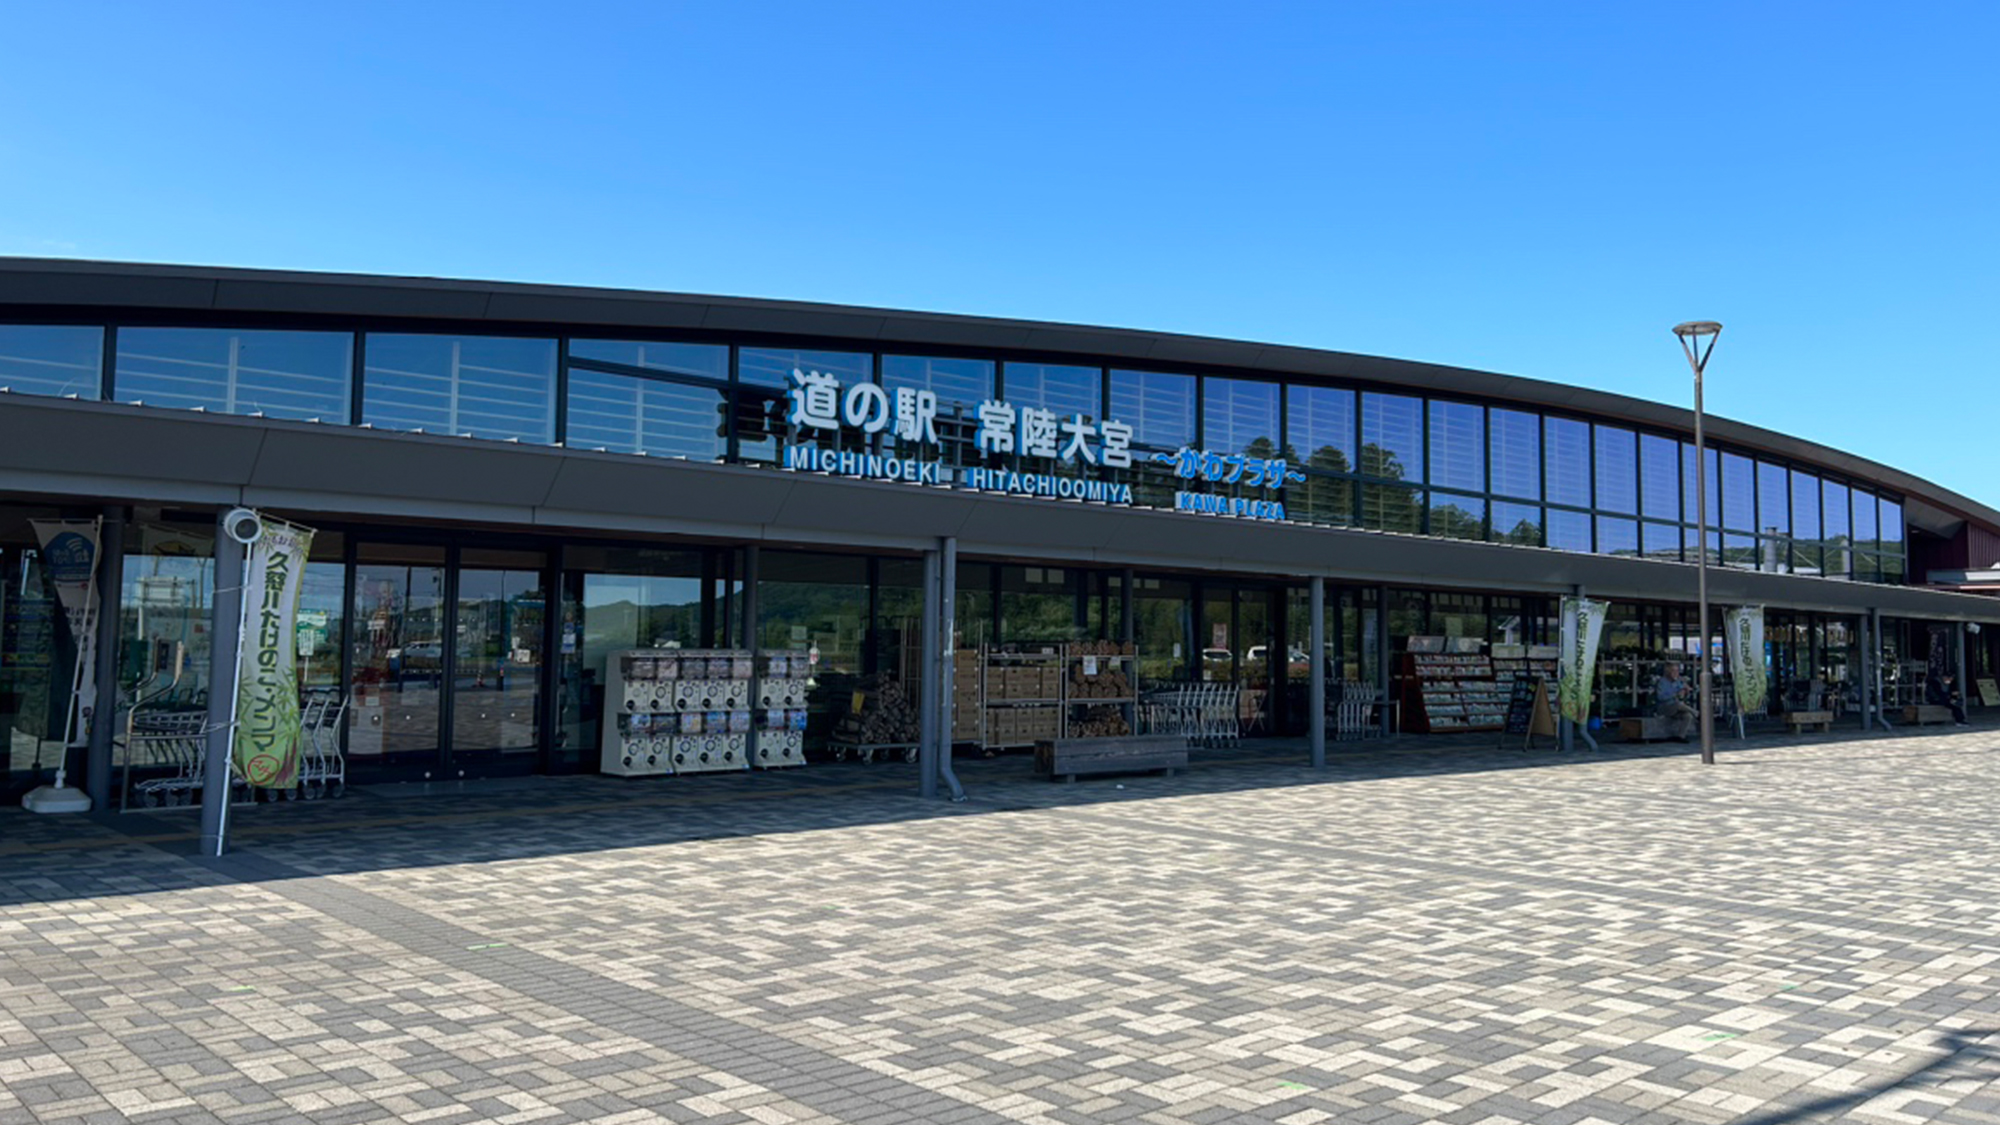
(295, 691, 348, 799)
(123, 709, 212, 809)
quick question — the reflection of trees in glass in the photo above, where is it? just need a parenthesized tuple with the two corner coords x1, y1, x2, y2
(1496, 518, 1540, 546)
(1429, 503, 1485, 541)
(1362, 483, 1422, 534)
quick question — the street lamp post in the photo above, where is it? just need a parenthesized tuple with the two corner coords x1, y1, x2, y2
(1674, 321, 1722, 766)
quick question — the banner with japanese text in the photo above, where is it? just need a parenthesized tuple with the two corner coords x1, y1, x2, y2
(1726, 606, 1767, 715)
(234, 517, 315, 788)
(29, 519, 102, 747)
(1556, 596, 1608, 724)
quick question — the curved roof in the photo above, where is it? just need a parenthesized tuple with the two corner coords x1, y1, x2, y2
(0, 255, 1990, 538)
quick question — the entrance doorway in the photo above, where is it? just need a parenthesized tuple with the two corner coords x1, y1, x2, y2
(346, 542, 548, 781)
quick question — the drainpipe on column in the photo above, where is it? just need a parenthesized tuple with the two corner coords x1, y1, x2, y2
(918, 547, 939, 801)
(1309, 577, 1326, 768)
(86, 507, 127, 809)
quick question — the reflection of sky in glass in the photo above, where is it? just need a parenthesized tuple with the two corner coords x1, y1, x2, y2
(1593, 425, 1636, 515)
(120, 328, 352, 421)
(1682, 442, 1720, 527)
(1002, 363, 1098, 419)
(1640, 434, 1679, 520)
(739, 347, 869, 389)
(1109, 370, 1194, 449)
(1545, 418, 1590, 507)
(1203, 377, 1279, 454)
(570, 339, 727, 381)
(1757, 461, 1790, 533)
(1428, 401, 1483, 492)
(1489, 408, 1538, 499)
(1287, 385, 1353, 468)
(0, 325, 102, 399)
(1492, 501, 1541, 544)
(1546, 508, 1592, 552)
(365, 334, 556, 442)
(1853, 490, 1878, 547)
(1596, 516, 1639, 556)
(1791, 471, 1821, 538)
(881, 356, 993, 411)
(1721, 451, 1755, 530)
(1822, 480, 1851, 538)
(1361, 393, 1422, 482)
(567, 369, 726, 460)
(1643, 522, 1681, 559)
(1880, 499, 1903, 545)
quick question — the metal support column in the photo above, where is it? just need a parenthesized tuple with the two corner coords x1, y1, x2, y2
(199, 509, 249, 858)
(1375, 584, 1391, 738)
(86, 506, 126, 809)
(1871, 608, 1893, 731)
(1857, 612, 1872, 729)
(937, 537, 965, 801)
(918, 547, 940, 801)
(1309, 577, 1326, 768)
(1954, 622, 1969, 714)
(742, 545, 760, 767)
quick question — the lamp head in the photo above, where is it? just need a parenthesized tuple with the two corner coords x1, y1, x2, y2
(1673, 321, 1723, 339)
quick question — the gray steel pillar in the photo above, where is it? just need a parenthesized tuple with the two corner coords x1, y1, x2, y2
(86, 506, 126, 809)
(1870, 608, 1892, 732)
(1374, 584, 1391, 738)
(1857, 612, 1872, 729)
(199, 509, 249, 858)
(918, 547, 940, 801)
(937, 537, 964, 801)
(742, 545, 760, 767)
(1952, 620, 1968, 708)
(1120, 568, 1135, 646)
(1309, 577, 1326, 768)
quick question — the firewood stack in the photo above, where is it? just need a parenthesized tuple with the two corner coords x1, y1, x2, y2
(1069, 704, 1131, 737)
(832, 673, 922, 745)
(1069, 665, 1133, 698)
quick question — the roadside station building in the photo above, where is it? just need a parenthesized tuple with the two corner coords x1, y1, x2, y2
(4, 258, 1998, 815)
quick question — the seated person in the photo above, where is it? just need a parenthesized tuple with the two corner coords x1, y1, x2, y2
(1926, 672, 1970, 726)
(1655, 663, 1698, 742)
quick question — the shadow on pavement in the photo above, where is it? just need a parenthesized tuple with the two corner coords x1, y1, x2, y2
(1729, 1029, 2000, 1125)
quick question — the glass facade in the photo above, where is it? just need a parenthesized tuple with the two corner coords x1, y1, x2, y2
(0, 320, 1921, 583)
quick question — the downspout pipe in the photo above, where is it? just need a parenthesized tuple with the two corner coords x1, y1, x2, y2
(937, 536, 965, 802)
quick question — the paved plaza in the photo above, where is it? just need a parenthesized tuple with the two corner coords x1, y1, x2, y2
(4, 725, 2000, 1125)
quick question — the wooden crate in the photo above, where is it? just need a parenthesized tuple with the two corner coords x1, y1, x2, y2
(1035, 735, 1187, 783)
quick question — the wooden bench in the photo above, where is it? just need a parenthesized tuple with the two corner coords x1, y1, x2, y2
(1618, 715, 1674, 742)
(1783, 710, 1833, 733)
(1036, 735, 1187, 783)
(1903, 704, 1956, 726)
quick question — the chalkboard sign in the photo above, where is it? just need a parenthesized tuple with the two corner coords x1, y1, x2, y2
(1978, 677, 2000, 708)
(1502, 674, 1556, 747)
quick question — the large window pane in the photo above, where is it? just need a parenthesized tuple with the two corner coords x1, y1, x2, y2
(1429, 492, 1485, 540)
(1001, 362, 1098, 421)
(1853, 490, 1879, 553)
(569, 339, 727, 380)
(1491, 501, 1541, 546)
(364, 334, 555, 442)
(566, 370, 727, 460)
(882, 355, 994, 468)
(1593, 425, 1637, 515)
(1202, 377, 1279, 456)
(118, 328, 351, 422)
(1547, 508, 1591, 553)
(738, 346, 868, 389)
(1642, 522, 1681, 561)
(1880, 498, 1904, 554)
(1109, 369, 1196, 451)
(1596, 517, 1639, 557)
(1489, 408, 1539, 500)
(1428, 401, 1483, 492)
(1757, 460, 1790, 535)
(1361, 483, 1422, 534)
(1286, 385, 1354, 474)
(736, 347, 870, 461)
(1791, 471, 1821, 543)
(1640, 435, 1680, 520)
(1822, 480, 1852, 578)
(1720, 451, 1756, 531)
(1683, 442, 1720, 530)
(1545, 417, 1590, 507)
(1360, 393, 1422, 483)
(1295, 475, 1353, 527)
(0, 325, 102, 399)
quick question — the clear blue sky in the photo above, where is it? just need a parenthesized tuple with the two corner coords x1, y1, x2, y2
(3, 2, 1994, 503)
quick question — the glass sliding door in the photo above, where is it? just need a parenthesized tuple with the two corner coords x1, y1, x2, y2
(348, 544, 447, 774)
(449, 551, 546, 774)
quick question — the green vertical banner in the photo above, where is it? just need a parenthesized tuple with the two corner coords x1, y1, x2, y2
(235, 517, 315, 788)
(1557, 595, 1608, 724)
(1727, 605, 1767, 714)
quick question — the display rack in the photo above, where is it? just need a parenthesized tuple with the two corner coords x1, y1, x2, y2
(1491, 645, 1559, 700)
(1401, 652, 1505, 733)
(966, 642, 1141, 752)
(599, 647, 809, 778)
